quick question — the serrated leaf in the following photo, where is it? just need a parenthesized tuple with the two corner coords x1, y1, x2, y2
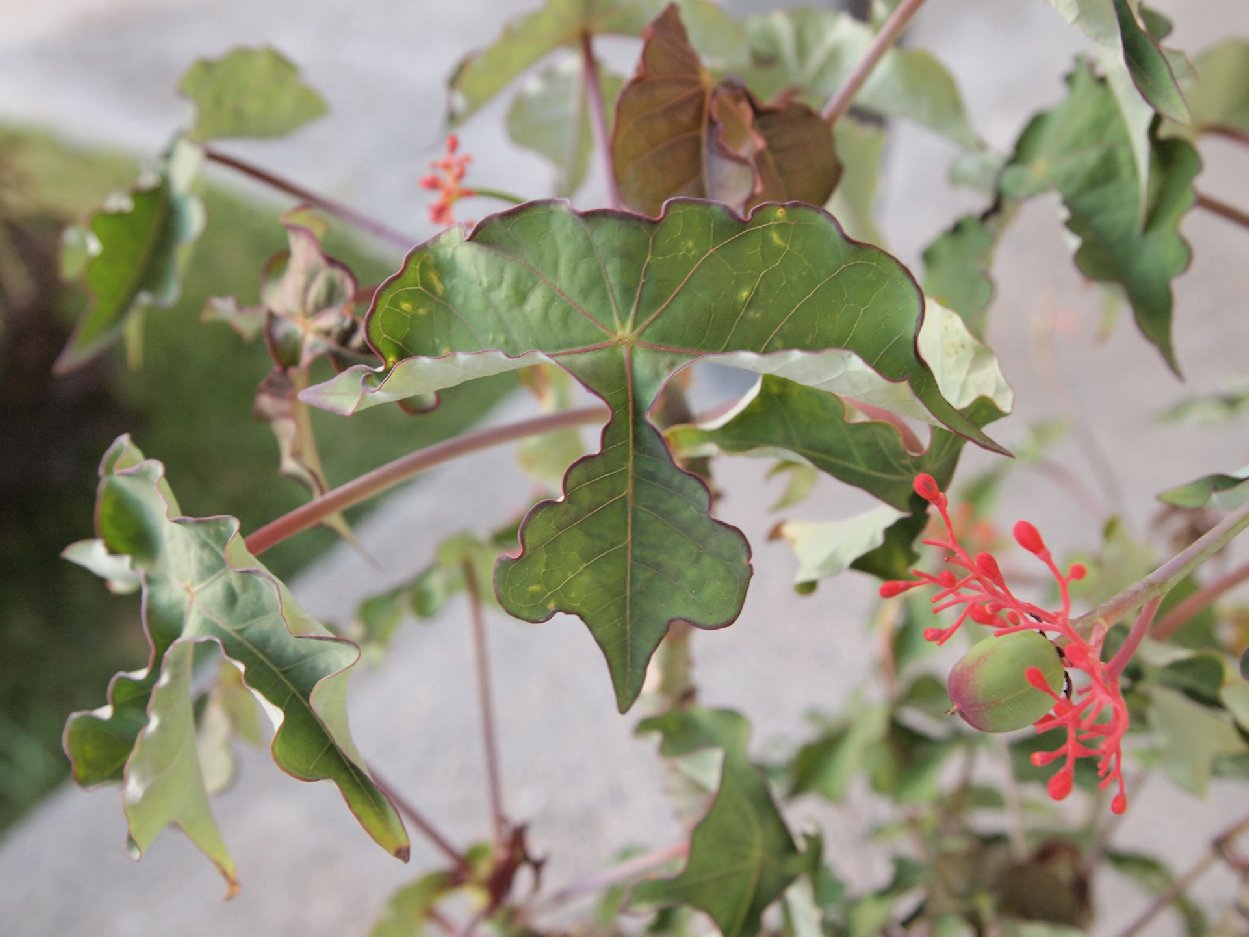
(506, 55, 624, 197)
(63, 437, 409, 881)
(1146, 685, 1249, 795)
(448, 0, 742, 124)
(1183, 39, 1249, 136)
(179, 47, 327, 142)
(55, 140, 205, 372)
(611, 6, 837, 216)
(1000, 61, 1197, 373)
(741, 8, 980, 149)
(634, 709, 806, 937)
(304, 199, 998, 710)
(1157, 466, 1249, 509)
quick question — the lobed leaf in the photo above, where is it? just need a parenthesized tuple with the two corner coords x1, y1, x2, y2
(63, 437, 409, 886)
(1000, 61, 1198, 373)
(55, 140, 205, 372)
(740, 8, 980, 149)
(304, 199, 1000, 709)
(179, 47, 328, 142)
(634, 709, 808, 937)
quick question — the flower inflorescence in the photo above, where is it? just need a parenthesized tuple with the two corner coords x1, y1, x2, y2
(880, 474, 1130, 814)
(421, 135, 474, 227)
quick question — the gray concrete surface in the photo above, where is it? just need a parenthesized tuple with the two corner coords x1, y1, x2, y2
(2, 0, 1249, 935)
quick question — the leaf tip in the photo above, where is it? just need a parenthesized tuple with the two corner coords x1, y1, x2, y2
(394, 844, 412, 863)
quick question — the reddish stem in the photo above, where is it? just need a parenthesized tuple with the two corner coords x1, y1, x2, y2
(369, 765, 473, 878)
(581, 30, 621, 209)
(821, 0, 929, 125)
(463, 559, 508, 848)
(1106, 597, 1160, 679)
(203, 145, 415, 250)
(1152, 557, 1249, 640)
(244, 406, 607, 555)
(1195, 190, 1249, 233)
(529, 841, 689, 915)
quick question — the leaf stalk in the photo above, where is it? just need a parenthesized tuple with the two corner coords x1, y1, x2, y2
(463, 559, 508, 849)
(581, 30, 622, 209)
(820, 0, 929, 126)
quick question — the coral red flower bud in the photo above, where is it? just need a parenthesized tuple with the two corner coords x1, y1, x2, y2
(1013, 520, 1046, 554)
(1068, 562, 1087, 580)
(975, 552, 1004, 582)
(879, 580, 915, 598)
(914, 474, 944, 505)
(1048, 770, 1073, 800)
(1111, 792, 1127, 814)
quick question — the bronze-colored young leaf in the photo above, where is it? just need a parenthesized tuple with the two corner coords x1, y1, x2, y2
(303, 199, 1001, 710)
(63, 437, 409, 886)
(55, 140, 205, 372)
(634, 709, 809, 937)
(179, 47, 327, 143)
(611, 6, 837, 216)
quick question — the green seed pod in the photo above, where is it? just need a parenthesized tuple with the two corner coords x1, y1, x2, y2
(947, 631, 1064, 733)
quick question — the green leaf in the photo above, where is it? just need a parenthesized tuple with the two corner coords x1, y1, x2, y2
(63, 437, 410, 883)
(369, 871, 460, 937)
(447, 0, 742, 124)
(611, 6, 837, 216)
(773, 507, 906, 587)
(668, 375, 971, 513)
(1157, 466, 1249, 509)
(1146, 684, 1249, 795)
(826, 118, 886, 247)
(55, 140, 205, 372)
(634, 709, 806, 937)
(741, 8, 980, 149)
(921, 210, 1012, 340)
(179, 47, 328, 142)
(1159, 385, 1249, 425)
(305, 199, 999, 710)
(506, 55, 623, 197)
(789, 703, 890, 800)
(1000, 61, 1198, 372)
(1111, 0, 1189, 124)
(1182, 39, 1249, 136)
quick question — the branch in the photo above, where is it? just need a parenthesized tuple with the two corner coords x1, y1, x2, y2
(1195, 190, 1249, 233)
(528, 841, 689, 916)
(821, 0, 929, 125)
(369, 765, 473, 879)
(463, 559, 508, 848)
(581, 30, 621, 209)
(1152, 557, 1249, 640)
(244, 405, 607, 555)
(1071, 500, 1249, 637)
(203, 145, 415, 250)
(1114, 812, 1249, 937)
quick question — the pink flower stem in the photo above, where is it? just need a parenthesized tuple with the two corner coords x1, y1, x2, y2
(244, 406, 607, 555)
(202, 145, 414, 250)
(581, 30, 622, 210)
(1106, 597, 1161, 679)
(821, 0, 929, 125)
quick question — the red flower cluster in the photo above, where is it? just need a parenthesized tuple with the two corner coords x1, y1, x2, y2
(420, 134, 474, 226)
(880, 474, 1130, 814)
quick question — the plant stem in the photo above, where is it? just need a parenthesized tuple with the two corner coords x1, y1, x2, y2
(463, 559, 507, 849)
(244, 406, 606, 555)
(821, 0, 929, 125)
(1114, 812, 1249, 937)
(469, 186, 526, 206)
(202, 145, 415, 250)
(1072, 500, 1249, 637)
(528, 841, 689, 915)
(1106, 597, 1161, 678)
(1195, 191, 1249, 233)
(369, 765, 474, 878)
(581, 30, 621, 209)
(1153, 557, 1249, 640)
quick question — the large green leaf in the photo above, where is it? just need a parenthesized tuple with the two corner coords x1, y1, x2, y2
(447, 0, 742, 124)
(634, 709, 807, 937)
(505, 55, 624, 197)
(611, 5, 837, 216)
(1041, 0, 1190, 211)
(1146, 685, 1249, 795)
(921, 210, 1013, 340)
(304, 200, 999, 709)
(1000, 62, 1197, 372)
(740, 8, 980, 149)
(63, 437, 409, 884)
(1183, 39, 1249, 136)
(179, 47, 328, 142)
(55, 140, 205, 372)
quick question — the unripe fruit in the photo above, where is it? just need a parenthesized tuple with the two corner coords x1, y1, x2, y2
(947, 631, 1064, 733)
